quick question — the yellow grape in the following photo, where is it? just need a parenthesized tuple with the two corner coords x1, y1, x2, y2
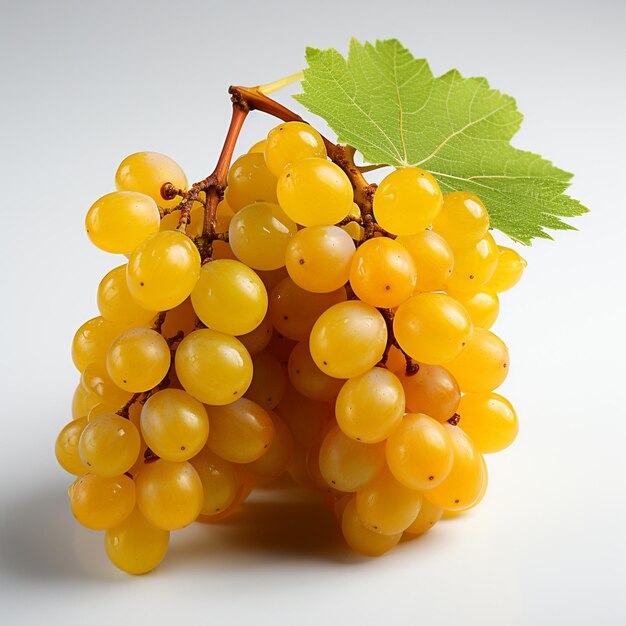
(72, 316, 124, 373)
(309, 301, 387, 378)
(85, 191, 160, 254)
(98, 265, 156, 326)
(105, 507, 170, 575)
(237, 313, 273, 356)
(78, 414, 141, 477)
(342, 203, 364, 240)
(446, 233, 498, 291)
(396, 230, 455, 292)
(318, 425, 386, 492)
(342, 496, 402, 556)
(115, 151, 188, 210)
(244, 351, 286, 410)
(432, 192, 490, 247)
(245, 411, 294, 480)
(140, 389, 209, 462)
(446, 288, 499, 329)
(256, 266, 288, 294)
(229, 202, 297, 270)
(425, 424, 486, 510)
(106, 328, 170, 393)
(393, 293, 473, 364)
(226, 152, 278, 211)
(189, 448, 240, 516)
(135, 459, 203, 530)
(69, 473, 136, 530)
(386, 414, 454, 490)
(248, 139, 267, 154)
(277, 157, 353, 226)
(266, 331, 298, 363)
(206, 398, 275, 463)
(349, 237, 417, 308)
(287, 340, 344, 402)
(175, 329, 253, 405)
(269, 277, 346, 341)
(88, 402, 116, 422)
(197, 470, 256, 524)
(356, 468, 423, 535)
(191, 259, 268, 335)
(445, 328, 509, 392)
(264, 121, 327, 177)
(55, 417, 89, 475)
(81, 362, 133, 408)
(396, 363, 461, 422)
(285, 225, 355, 293)
(457, 392, 518, 453)
(384, 345, 406, 374)
(288, 443, 317, 489)
(485, 246, 527, 293)
(276, 385, 331, 446)
(71, 384, 99, 419)
(127, 230, 201, 311)
(335, 367, 404, 443)
(161, 297, 197, 337)
(404, 498, 443, 535)
(373, 168, 442, 236)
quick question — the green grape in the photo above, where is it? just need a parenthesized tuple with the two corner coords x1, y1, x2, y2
(457, 392, 518, 454)
(71, 384, 100, 419)
(115, 151, 188, 210)
(335, 367, 404, 443)
(69, 473, 136, 530)
(396, 363, 461, 422)
(237, 313, 273, 356)
(446, 233, 498, 291)
(78, 413, 141, 477)
(277, 157, 353, 226)
(105, 507, 170, 575)
(244, 351, 286, 410)
(485, 246, 527, 293)
(229, 202, 297, 270)
(396, 230, 455, 292)
(287, 340, 344, 402)
(191, 259, 267, 336)
(341, 496, 402, 556)
(264, 121, 327, 177)
(432, 192, 490, 247)
(85, 191, 160, 254)
(386, 413, 454, 490)
(373, 168, 442, 236)
(356, 468, 423, 535)
(126, 230, 201, 311)
(269, 277, 346, 341)
(276, 384, 331, 446)
(310, 301, 387, 378)
(72, 316, 124, 373)
(424, 425, 486, 511)
(318, 425, 386, 492)
(349, 237, 417, 308)
(404, 498, 443, 535)
(446, 288, 499, 329)
(226, 153, 278, 211)
(106, 328, 170, 393)
(393, 293, 473, 365)
(175, 329, 253, 405)
(135, 459, 203, 530)
(55, 417, 89, 475)
(444, 328, 509, 392)
(140, 389, 209, 462)
(189, 448, 240, 516)
(285, 225, 355, 293)
(81, 362, 133, 407)
(97, 265, 156, 326)
(206, 398, 275, 463)
(245, 411, 294, 480)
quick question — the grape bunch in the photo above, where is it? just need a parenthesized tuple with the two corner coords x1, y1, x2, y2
(56, 119, 526, 575)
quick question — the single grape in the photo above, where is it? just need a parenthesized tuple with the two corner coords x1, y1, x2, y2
(277, 157, 353, 226)
(72, 316, 124, 373)
(55, 417, 89, 475)
(264, 121, 327, 177)
(404, 498, 443, 535)
(341, 497, 402, 556)
(175, 329, 253, 405)
(446, 233, 498, 291)
(191, 259, 268, 336)
(341, 203, 364, 240)
(115, 151, 188, 209)
(245, 411, 294, 480)
(81, 362, 133, 407)
(446, 288, 499, 329)
(309, 301, 387, 378)
(226, 153, 278, 211)
(287, 340, 345, 402)
(335, 367, 404, 443)
(244, 351, 286, 410)
(485, 246, 527, 293)
(126, 230, 201, 311)
(97, 265, 156, 326)
(266, 331, 298, 363)
(248, 139, 267, 154)
(71, 384, 100, 419)
(373, 168, 442, 236)
(189, 448, 240, 517)
(237, 313, 273, 356)
(160, 297, 197, 337)
(256, 266, 289, 294)
(88, 402, 116, 422)
(432, 192, 490, 247)
(276, 385, 331, 446)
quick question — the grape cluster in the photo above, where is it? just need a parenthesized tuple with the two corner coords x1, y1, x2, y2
(57, 121, 526, 574)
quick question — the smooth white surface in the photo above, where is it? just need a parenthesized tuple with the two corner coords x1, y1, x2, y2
(1, 0, 625, 624)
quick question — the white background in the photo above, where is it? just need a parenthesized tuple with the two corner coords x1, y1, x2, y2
(1, 0, 625, 624)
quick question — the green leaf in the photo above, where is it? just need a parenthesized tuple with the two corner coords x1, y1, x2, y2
(294, 38, 588, 244)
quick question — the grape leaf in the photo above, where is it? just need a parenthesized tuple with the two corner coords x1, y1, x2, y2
(294, 38, 588, 244)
